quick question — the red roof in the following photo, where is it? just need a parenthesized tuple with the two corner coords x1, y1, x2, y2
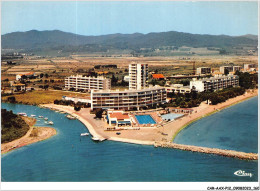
(152, 74, 165, 79)
(109, 113, 130, 120)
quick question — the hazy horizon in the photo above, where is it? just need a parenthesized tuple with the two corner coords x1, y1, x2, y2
(1, 1, 258, 36)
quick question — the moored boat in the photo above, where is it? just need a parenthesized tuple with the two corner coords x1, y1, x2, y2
(18, 112, 27, 116)
(30, 114, 36, 117)
(38, 116, 44, 118)
(66, 115, 76, 120)
(44, 117, 48, 121)
(91, 137, 100, 141)
(48, 121, 54, 125)
(80, 133, 89, 136)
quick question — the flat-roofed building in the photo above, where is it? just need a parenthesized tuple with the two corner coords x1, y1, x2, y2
(190, 75, 239, 92)
(220, 66, 233, 74)
(106, 111, 132, 128)
(129, 63, 148, 90)
(244, 64, 256, 71)
(165, 84, 191, 94)
(11, 83, 26, 92)
(196, 67, 211, 75)
(91, 87, 166, 111)
(233, 66, 242, 72)
(65, 75, 111, 91)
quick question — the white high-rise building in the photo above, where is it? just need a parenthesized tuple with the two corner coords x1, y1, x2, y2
(129, 63, 148, 90)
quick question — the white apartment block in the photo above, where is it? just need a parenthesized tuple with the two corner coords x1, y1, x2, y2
(129, 63, 148, 90)
(190, 75, 239, 92)
(165, 84, 191, 94)
(220, 66, 233, 74)
(233, 66, 242, 72)
(65, 75, 111, 91)
(91, 87, 166, 110)
(244, 64, 256, 71)
(196, 67, 211, 75)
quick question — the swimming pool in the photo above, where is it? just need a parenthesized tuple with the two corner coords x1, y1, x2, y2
(161, 113, 184, 121)
(135, 115, 156, 124)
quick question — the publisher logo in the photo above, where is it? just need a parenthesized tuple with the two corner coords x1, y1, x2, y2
(234, 170, 253, 177)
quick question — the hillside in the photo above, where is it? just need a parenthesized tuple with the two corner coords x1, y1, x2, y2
(2, 30, 258, 53)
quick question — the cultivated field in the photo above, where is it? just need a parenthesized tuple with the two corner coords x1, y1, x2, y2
(1, 90, 90, 105)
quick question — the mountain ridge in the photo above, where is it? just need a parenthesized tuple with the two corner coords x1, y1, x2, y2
(2, 30, 258, 52)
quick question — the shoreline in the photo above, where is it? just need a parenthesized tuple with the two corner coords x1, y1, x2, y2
(163, 90, 258, 142)
(39, 90, 258, 160)
(172, 94, 258, 141)
(1, 117, 57, 154)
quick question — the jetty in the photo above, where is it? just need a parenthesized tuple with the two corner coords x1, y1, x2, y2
(154, 142, 258, 160)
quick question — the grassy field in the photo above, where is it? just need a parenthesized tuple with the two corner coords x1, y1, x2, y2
(1, 90, 90, 105)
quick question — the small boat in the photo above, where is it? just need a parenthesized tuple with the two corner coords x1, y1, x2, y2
(48, 121, 54, 125)
(66, 115, 76, 120)
(31, 114, 36, 117)
(44, 117, 48, 121)
(18, 112, 27, 116)
(116, 132, 121, 135)
(91, 137, 100, 141)
(38, 116, 44, 118)
(80, 133, 90, 136)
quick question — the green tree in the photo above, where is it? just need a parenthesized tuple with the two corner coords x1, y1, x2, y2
(94, 108, 103, 118)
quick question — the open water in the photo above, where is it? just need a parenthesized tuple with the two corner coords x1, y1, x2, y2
(1, 99, 258, 182)
(174, 96, 258, 153)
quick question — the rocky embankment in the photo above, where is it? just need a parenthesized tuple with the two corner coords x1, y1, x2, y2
(154, 142, 258, 160)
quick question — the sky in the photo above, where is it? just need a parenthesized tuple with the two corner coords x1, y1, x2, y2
(1, 1, 258, 36)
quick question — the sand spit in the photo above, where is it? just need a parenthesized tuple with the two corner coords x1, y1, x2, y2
(1, 117, 56, 154)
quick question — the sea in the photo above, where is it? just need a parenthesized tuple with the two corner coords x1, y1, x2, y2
(1, 97, 258, 182)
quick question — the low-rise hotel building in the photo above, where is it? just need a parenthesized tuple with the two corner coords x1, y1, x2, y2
(106, 111, 132, 129)
(91, 87, 166, 110)
(65, 75, 111, 91)
(190, 75, 239, 92)
(244, 64, 256, 71)
(165, 84, 191, 94)
(196, 67, 211, 75)
(233, 66, 242, 72)
(220, 66, 233, 74)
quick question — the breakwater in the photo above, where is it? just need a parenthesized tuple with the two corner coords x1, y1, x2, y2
(154, 142, 258, 160)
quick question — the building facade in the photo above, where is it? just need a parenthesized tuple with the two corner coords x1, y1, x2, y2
(129, 63, 148, 90)
(91, 87, 166, 110)
(220, 66, 233, 74)
(65, 75, 111, 91)
(165, 84, 191, 94)
(190, 75, 239, 92)
(196, 67, 211, 75)
(233, 66, 242, 72)
(244, 64, 256, 71)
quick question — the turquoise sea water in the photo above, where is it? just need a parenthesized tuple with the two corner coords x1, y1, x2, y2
(1, 100, 258, 182)
(174, 96, 258, 153)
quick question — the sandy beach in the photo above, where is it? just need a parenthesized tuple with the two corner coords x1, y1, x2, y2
(41, 89, 258, 146)
(1, 116, 57, 154)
